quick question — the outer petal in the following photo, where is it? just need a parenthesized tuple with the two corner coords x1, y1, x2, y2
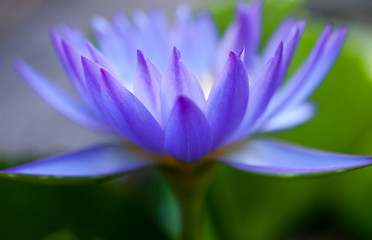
(261, 102, 317, 132)
(50, 29, 89, 103)
(204, 52, 249, 148)
(217, 1, 262, 69)
(276, 20, 306, 88)
(82, 58, 165, 153)
(215, 139, 372, 175)
(132, 9, 170, 70)
(14, 60, 108, 132)
(86, 41, 117, 75)
(0, 144, 156, 184)
(92, 15, 135, 85)
(165, 96, 212, 163)
(62, 39, 110, 118)
(160, 47, 205, 123)
(171, 5, 218, 74)
(262, 17, 296, 60)
(56, 24, 87, 52)
(284, 26, 348, 107)
(263, 25, 347, 121)
(133, 50, 162, 123)
(240, 43, 283, 131)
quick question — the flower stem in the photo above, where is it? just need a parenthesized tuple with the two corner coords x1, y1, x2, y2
(160, 162, 215, 240)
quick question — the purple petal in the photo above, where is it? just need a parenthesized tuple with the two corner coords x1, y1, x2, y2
(56, 24, 87, 52)
(262, 17, 297, 60)
(62, 40, 108, 115)
(204, 52, 249, 148)
(239, 43, 283, 133)
(263, 25, 347, 122)
(217, 1, 262, 69)
(132, 9, 170, 70)
(261, 102, 317, 132)
(171, 7, 218, 74)
(50, 29, 90, 104)
(165, 96, 212, 163)
(192, 12, 218, 73)
(86, 41, 117, 75)
(92, 15, 135, 84)
(160, 47, 205, 123)
(0, 144, 156, 184)
(284, 25, 348, 107)
(216, 138, 372, 175)
(133, 50, 162, 123)
(61, 40, 87, 93)
(14, 60, 109, 132)
(276, 20, 306, 87)
(82, 57, 165, 153)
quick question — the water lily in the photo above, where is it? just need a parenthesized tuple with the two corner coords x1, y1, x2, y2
(3, 1, 372, 238)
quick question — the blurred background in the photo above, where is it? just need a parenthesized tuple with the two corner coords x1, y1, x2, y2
(1, 0, 372, 239)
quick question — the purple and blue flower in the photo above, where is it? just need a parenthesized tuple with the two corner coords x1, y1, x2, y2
(3, 1, 371, 184)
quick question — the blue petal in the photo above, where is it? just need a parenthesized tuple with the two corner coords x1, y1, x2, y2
(82, 58, 165, 153)
(132, 9, 170, 70)
(56, 24, 87, 52)
(284, 26, 348, 107)
(276, 20, 306, 88)
(215, 139, 372, 175)
(263, 25, 347, 122)
(217, 1, 262, 69)
(14, 60, 109, 132)
(92, 15, 135, 84)
(239, 43, 283, 134)
(86, 41, 117, 75)
(262, 17, 297, 60)
(133, 50, 162, 123)
(50, 29, 90, 105)
(0, 144, 156, 184)
(171, 5, 218, 74)
(165, 96, 212, 163)
(161, 47, 206, 123)
(261, 102, 317, 132)
(204, 52, 249, 148)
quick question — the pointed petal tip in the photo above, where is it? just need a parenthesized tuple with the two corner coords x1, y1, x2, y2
(85, 40, 95, 51)
(13, 58, 25, 69)
(324, 23, 334, 31)
(336, 24, 349, 36)
(136, 49, 146, 64)
(296, 19, 307, 29)
(13, 59, 30, 79)
(227, 51, 245, 68)
(228, 50, 239, 61)
(136, 49, 144, 57)
(100, 66, 109, 76)
(175, 95, 191, 108)
(80, 55, 90, 65)
(48, 27, 59, 39)
(171, 46, 181, 59)
(276, 41, 284, 55)
(13, 60, 35, 81)
(100, 67, 116, 83)
(239, 47, 246, 62)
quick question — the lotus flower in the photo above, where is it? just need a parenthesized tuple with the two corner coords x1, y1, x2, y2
(3, 1, 372, 185)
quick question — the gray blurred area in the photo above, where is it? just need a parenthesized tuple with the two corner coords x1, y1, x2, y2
(0, 0, 371, 155)
(306, 0, 372, 23)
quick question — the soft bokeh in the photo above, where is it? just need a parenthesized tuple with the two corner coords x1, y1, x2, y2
(1, 0, 372, 239)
